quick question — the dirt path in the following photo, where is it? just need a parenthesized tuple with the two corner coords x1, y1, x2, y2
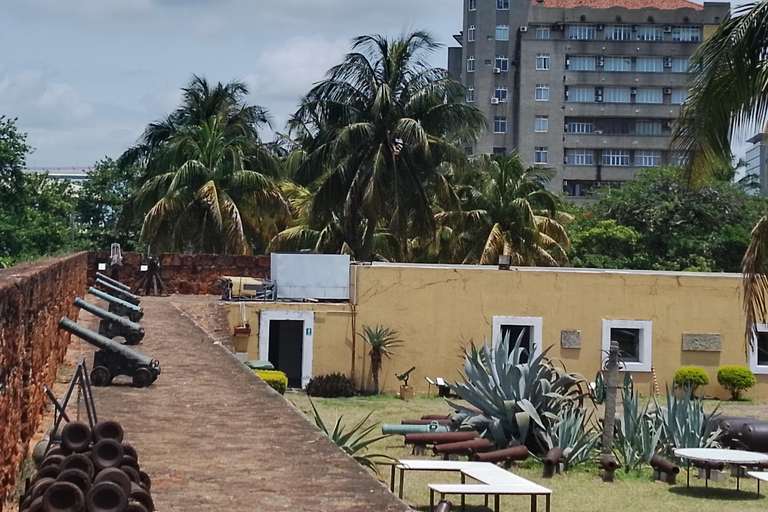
(76, 296, 410, 512)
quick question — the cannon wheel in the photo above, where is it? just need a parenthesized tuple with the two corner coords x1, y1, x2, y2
(91, 367, 111, 387)
(132, 369, 152, 388)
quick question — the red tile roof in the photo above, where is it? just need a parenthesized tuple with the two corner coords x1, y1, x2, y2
(533, 0, 703, 10)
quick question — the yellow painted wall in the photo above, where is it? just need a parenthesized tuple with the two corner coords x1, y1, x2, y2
(227, 264, 765, 399)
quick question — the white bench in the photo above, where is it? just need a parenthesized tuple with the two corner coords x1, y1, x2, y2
(391, 460, 476, 498)
(428, 483, 552, 512)
(748, 471, 768, 495)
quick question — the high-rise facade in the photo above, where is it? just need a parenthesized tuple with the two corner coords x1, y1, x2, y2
(448, 0, 729, 199)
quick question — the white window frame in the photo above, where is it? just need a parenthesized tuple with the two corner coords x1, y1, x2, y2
(468, 0, 476, 11)
(601, 319, 653, 373)
(492, 316, 544, 360)
(494, 87, 508, 102)
(534, 147, 548, 164)
(496, 25, 510, 41)
(535, 115, 549, 132)
(749, 323, 768, 375)
(604, 56, 632, 72)
(536, 27, 550, 40)
(671, 58, 690, 73)
(535, 84, 549, 101)
(493, 116, 507, 134)
(672, 26, 701, 42)
(566, 149, 595, 165)
(605, 25, 632, 41)
(259, 310, 315, 388)
(468, 25, 476, 42)
(636, 57, 664, 73)
(636, 26, 663, 41)
(467, 56, 475, 73)
(567, 86, 593, 103)
(671, 89, 689, 105)
(568, 25, 595, 40)
(496, 0, 510, 10)
(495, 55, 509, 72)
(466, 87, 475, 103)
(636, 88, 663, 104)
(566, 122, 595, 134)
(568, 55, 596, 71)
(634, 120, 662, 136)
(634, 150, 662, 167)
(604, 87, 631, 103)
(603, 149, 630, 166)
(536, 53, 550, 70)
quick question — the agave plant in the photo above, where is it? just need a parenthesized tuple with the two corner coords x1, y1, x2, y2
(309, 400, 393, 474)
(540, 407, 599, 470)
(615, 386, 662, 471)
(654, 386, 722, 455)
(448, 332, 588, 453)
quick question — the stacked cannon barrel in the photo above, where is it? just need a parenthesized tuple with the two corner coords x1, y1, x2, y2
(59, 274, 160, 388)
(22, 420, 154, 512)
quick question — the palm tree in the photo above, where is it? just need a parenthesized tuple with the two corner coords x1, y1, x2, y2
(670, 2, 768, 341)
(289, 30, 485, 261)
(361, 325, 403, 394)
(129, 115, 287, 254)
(438, 153, 571, 265)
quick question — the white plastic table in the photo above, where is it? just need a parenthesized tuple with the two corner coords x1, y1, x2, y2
(428, 483, 552, 512)
(391, 460, 477, 499)
(747, 471, 768, 495)
(674, 448, 768, 489)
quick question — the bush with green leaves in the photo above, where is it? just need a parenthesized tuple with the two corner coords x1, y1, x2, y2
(673, 367, 709, 394)
(448, 332, 589, 455)
(717, 366, 756, 400)
(306, 373, 357, 398)
(654, 386, 721, 454)
(255, 370, 288, 395)
(615, 386, 662, 471)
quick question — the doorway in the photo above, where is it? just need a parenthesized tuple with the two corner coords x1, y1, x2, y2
(259, 310, 315, 388)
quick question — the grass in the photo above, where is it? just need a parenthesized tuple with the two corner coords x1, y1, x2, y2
(289, 391, 768, 512)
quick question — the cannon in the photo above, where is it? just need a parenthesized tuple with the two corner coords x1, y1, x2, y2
(74, 298, 145, 346)
(96, 279, 141, 306)
(472, 445, 529, 466)
(58, 317, 160, 387)
(95, 272, 132, 292)
(382, 422, 450, 435)
(87, 287, 143, 322)
(402, 419, 453, 426)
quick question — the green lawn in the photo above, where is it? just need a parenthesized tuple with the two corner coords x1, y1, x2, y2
(288, 391, 768, 512)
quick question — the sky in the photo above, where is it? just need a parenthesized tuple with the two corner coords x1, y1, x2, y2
(0, 0, 753, 169)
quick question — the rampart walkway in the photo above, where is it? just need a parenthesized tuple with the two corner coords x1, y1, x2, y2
(79, 297, 411, 512)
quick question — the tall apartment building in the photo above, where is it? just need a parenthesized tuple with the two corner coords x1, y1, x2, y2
(746, 131, 768, 196)
(448, 0, 729, 199)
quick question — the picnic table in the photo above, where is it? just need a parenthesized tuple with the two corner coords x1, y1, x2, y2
(674, 448, 768, 489)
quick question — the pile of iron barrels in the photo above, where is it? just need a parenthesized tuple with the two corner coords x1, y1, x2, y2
(20, 420, 153, 512)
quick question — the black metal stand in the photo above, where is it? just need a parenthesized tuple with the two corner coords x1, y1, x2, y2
(42, 357, 98, 454)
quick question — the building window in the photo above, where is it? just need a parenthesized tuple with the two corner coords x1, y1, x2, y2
(604, 87, 631, 103)
(671, 89, 689, 105)
(534, 147, 548, 164)
(603, 149, 630, 166)
(635, 150, 662, 167)
(535, 84, 549, 101)
(468, 0, 476, 11)
(567, 86, 593, 102)
(636, 57, 664, 73)
(671, 58, 690, 73)
(568, 55, 596, 71)
(467, 56, 475, 72)
(568, 25, 596, 40)
(497, 0, 510, 9)
(536, 27, 550, 40)
(492, 316, 543, 364)
(535, 116, 549, 132)
(602, 319, 653, 372)
(672, 26, 701, 42)
(602, 120, 631, 134)
(493, 146, 507, 155)
(493, 116, 507, 133)
(670, 151, 688, 167)
(466, 87, 475, 103)
(636, 26, 663, 41)
(494, 87, 508, 102)
(566, 121, 595, 134)
(467, 25, 476, 42)
(636, 88, 663, 104)
(563, 180, 601, 197)
(635, 120, 662, 135)
(605, 25, 632, 40)
(566, 149, 595, 165)
(495, 55, 509, 72)
(750, 325, 768, 375)
(536, 53, 550, 70)
(496, 25, 510, 41)
(604, 56, 632, 72)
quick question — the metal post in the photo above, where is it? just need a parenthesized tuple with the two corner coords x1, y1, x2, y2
(399, 468, 405, 499)
(390, 465, 395, 492)
(460, 474, 465, 512)
(601, 341, 619, 482)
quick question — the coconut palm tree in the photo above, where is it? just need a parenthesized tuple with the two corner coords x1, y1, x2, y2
(129, 115, 287, 254)
(437, 153, 571, 265)
(670, 2, 768, 340)
(289, 30, 485, 261)
(361, 325, 403, 394)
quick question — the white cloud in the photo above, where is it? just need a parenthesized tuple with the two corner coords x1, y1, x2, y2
(37, 83, 94, 121)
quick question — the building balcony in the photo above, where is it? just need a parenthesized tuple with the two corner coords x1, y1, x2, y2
(561, 165, 656, 181)
(563, 102, 680, 118)
(563, 134, 671, 150)
(564, 72, 690, 88)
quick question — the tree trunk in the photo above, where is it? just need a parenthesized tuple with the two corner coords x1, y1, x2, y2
(358, 213, 377, 262)
(370, 351, 382, 394)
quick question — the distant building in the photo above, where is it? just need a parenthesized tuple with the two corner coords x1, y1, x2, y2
(448, 0, 730, 200)
(23, 168, 89, 185)
(746, 132, 768, 196)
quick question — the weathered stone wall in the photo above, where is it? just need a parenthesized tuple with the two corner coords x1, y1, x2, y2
(0, 253, 87, 503)
(87, 252, 270, 295)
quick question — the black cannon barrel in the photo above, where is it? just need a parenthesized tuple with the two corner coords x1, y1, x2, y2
(74, 298, 144, 335)
(58, 317, 156, 368)
(96, 279, 141, 305)
(87, 288, 142, 313)
(95, 272, 131, 292)
(650, 455, 680, 475)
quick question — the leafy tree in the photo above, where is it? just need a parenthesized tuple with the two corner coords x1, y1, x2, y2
(290, 30, 485, 261)
(0, 116, 31, 210)
(361, 325, 402, 394)
(568, 220, 642, 269)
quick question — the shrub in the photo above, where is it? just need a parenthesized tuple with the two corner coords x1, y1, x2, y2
(255, 370, 288, 395)
(673, 367, 709, 393)
(717, 366, 756, 400)
(306, 373, 357, 398)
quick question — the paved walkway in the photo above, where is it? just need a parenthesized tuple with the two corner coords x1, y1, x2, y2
(77, 296, 411, 512)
